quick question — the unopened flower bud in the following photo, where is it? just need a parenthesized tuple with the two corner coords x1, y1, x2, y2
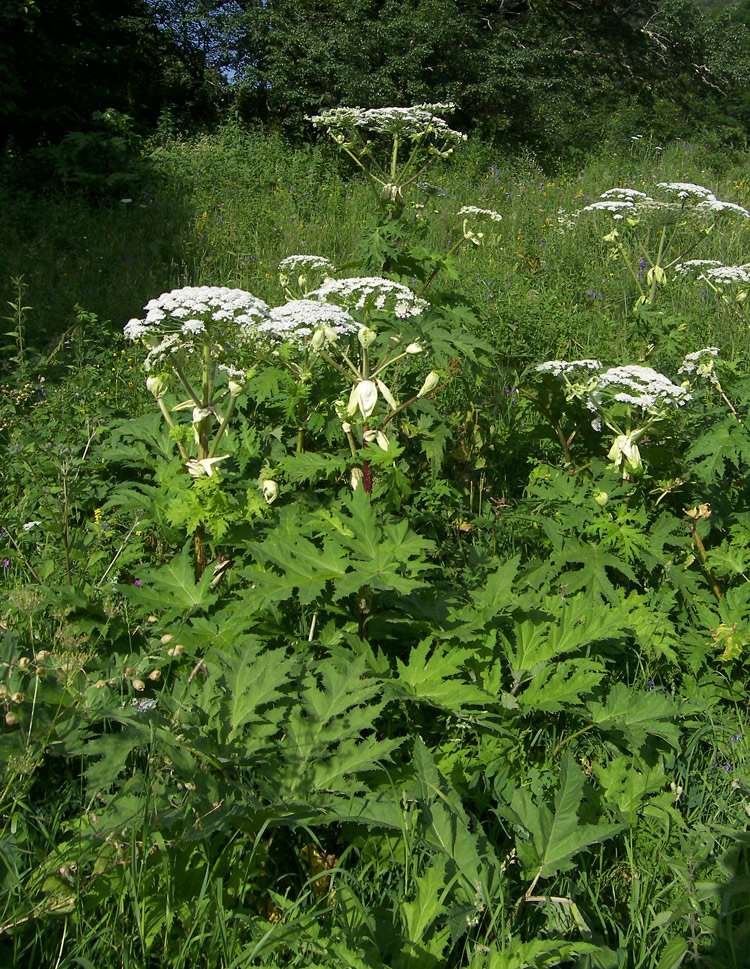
(349, 380, 378, 419)
(146, 373, 170, 399)
(341, 421, 352, 435)
(94, 679, 107, 689)
(131, 679, 146, 692)
(5, 712, 19, 727)
(405, 343, 422, 355)
(350, 467, 363, 491)
(160, 634, 174, 645)
(594, 490, 609, 507)
(227, 378, 245, 398)
(261, 479, 279, 504)
(35, 650, 50, 662)
(167, 644, 185, 658)
(148, 669, 161, 681)
(17, 657, 30, 670)
(10, 692, 23, 704)
(417, 371, 440, 398)
(358, 327, 377, 349)
(376, 431, 390, 450)
(311, 328, 328, 351)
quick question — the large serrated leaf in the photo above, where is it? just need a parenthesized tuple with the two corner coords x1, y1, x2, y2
(500, 751, 622, 880)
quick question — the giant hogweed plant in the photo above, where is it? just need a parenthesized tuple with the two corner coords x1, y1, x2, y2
(560, 181, 750, 357)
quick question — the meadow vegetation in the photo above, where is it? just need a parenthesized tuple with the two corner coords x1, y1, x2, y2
(1, 113, 750, 968)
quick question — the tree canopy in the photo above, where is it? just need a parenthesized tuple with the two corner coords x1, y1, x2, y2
(1, 0, 748, 165)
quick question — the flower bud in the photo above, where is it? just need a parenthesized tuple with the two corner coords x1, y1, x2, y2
(131, 679, 146, 692)
(375, 378, 397, 409)
(148, 669, 161, 681)
(354, 380, 378, 418)
(17, 657, 30, 670)
(35, 650, 50, 662)
(417, 371, 440, 398)
(146, 373, 170, 399)
(160, 634, 174, 645)
(227, 378, 245, 398)
(405, 343, 423, 355)
(376, 431, 390, 450)
(261, 479, 279, 504)
(358, 327, 377, 349)
(311, 328, 328, 351)
(594, 490, 609, 508)
(5, 712, 19, 727)
(350, 467, 363, 491)
(94, 679, 107, 689)
(10, 692, 24, 704)
(167, 644, 185, 657)
(341, 421, 352, 435)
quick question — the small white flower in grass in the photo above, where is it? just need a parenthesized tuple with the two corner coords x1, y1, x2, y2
(309, 277, 427, 319)
(458, 205, 503, 223)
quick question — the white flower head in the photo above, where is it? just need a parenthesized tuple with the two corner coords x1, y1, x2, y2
(703, 265, 750, 285)
(535, 359, 602, 377)
(674, 259, 724, 277)
(308, 276, 427, 319)
(678, 348, 720, 384)
(696, 199, 750, 218)
(656, 182, 716, 201)
(596, 365, 691, 411)
(583, 200, 637, 214)
(308, 103, 466, 144)
(124, 287, 270, 359)
(259, 300, 360, 341)
(458, 205, 503, 223)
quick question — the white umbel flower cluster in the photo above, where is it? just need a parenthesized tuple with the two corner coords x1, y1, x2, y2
(596, 365, 691, 410)
(259, 300, 360, 340)
(308, 104, 466, 143)
(308, 276, 428, 319)
(458, 205, 503, 223)
(124, 287, 270, 344)
(535, 359, 602, 376)
(278, 255, 335, 275)
(678, 348, 720, 383)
